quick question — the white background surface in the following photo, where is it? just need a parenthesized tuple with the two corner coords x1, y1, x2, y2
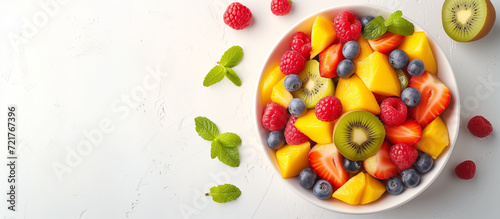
(1, 0, 500, 218)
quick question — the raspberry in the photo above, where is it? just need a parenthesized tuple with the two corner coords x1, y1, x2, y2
(290, 32, 311, 59)
(334, 10, 362, 43)
(223, 2, 252, 30)
(271, 0, 292, 16)
(455, 160, 476, 180)
(284, 116, 309, 145)
(380, 97, 408, 126)
(315, 96, 343, 122)
(280, 50, 306, 75)
(467, 115, 493, 138)
(390, 143, 418, 171)
(262, 102, 288, 131)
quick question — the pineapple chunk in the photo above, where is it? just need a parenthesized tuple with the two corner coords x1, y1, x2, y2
(335, 75, 380, 115)
(260, 66, 286, 106)
(397, 32, 437, 74)
(356, 51, 401, 97)
(415, 116, 449, 159)
(270, 77, 293, 109)
(310, 16, 336, 59)
(294, 109, 335, 144)
(332, 172, 366, 205)
(360, 174, 386, 204)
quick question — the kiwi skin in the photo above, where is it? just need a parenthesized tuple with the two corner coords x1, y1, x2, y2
(333, 110, 385, 161)
(442, 0, 496, 42)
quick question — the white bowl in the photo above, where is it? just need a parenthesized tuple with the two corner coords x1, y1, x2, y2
(254, 4, 460, 214)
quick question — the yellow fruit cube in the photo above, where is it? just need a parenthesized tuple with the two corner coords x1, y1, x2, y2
(260, 66, 286, 106)
(270, 77, 293, 109)
(294, 109, 335, 144)
(415, 116, 449, 159)
(353, 36, 373, 66)
(335, 75, 380, 115)
(397, 32, 437, 74)
(332, 172, 366, 205)
(310, 16, 336, 59)
(275, 142, 311, 178)
(356, 51, 401, 97)
(360, 174, 386, 204)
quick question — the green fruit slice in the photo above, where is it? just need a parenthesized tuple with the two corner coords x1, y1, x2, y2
(396, 69, 409, 91)
(334, 110, 385, 161)
(442, 0, 496, 42)
(293, 60, 334, 108)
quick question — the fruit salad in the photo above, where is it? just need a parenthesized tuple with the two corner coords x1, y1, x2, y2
(259, 9, 452, 205)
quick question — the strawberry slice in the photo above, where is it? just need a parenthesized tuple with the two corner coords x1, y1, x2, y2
(409, 71, 451, 127)
(319, 42, 344, 78)
(364, 141, 400, 180)
(309, 143, 349, 190)
(367, 32, 404, 54)
(384, 118, 422, 145)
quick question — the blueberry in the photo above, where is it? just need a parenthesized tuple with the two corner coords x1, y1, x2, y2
(360, 16, 375, 29)
(288, 98, 307, 117)
(401, 168, 420, 187)
(389, 49, 409, 69)
(414, 152, 433, 174)
(386, 177, 404, 195)
(298, 167, 318, 189)
(407, 59, 425, 76)
(336, 59, 355, 79)
(401, 87, 422, 107)
(284, 74, 302, 92)
(267, 131, 285, 150)
(343, 157, 362, 173)
(342, 41, 360, 60)
(313, 179, 333, 200)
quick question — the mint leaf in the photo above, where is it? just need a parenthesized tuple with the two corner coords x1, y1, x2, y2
(216, 132, 241, 147)
(362, 16, 387, 40)
(217, 146, 240, 167)
(206, 184, 241, 203)
(225, 67, 242, 87)
(384, 10, 403, 27)
(203, 65, 227, 87)
(195, 116, 220, 141)
(220, 46, 243, 68)
(386, 14, 414, 35)
(211, 140, 222, 159)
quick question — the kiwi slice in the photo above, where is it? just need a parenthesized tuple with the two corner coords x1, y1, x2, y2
(293, 60, 334, 108)
(442, 0, 496, 42)
(334, 110, 385, 161)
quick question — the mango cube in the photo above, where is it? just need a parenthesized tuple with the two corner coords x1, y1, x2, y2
(335, 75, 380, 115)
(397, 32, 437, 74)
(270, 77, 293, 109)
(353, 36, 373, 67)
(275, 142, 311, 178)
(415, 116, 449, 159)
(310, 16, 336, 59)
(360, 174, 386, 204)
(356, 51, 401, 97)
(332, 172, 366, 205)
(294, 109, 335, 144)
(260, 66, 286, 106)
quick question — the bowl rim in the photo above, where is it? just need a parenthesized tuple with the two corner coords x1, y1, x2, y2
(253, 3, 460, 214)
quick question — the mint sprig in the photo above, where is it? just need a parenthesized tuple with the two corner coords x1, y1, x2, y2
(203, 46, 243, 87)
(362, 10, 414, 40)
(206, 184, 241, 203)
(195, 116, 241, 167)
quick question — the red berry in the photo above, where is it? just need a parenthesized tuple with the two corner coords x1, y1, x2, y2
(262, 102, 288, 131)
(334, 10, 362, 43)
(280, 50, 306, 75)
(390, 143, 418, 171)
(290, 32, 311, 59)
(223, 2, 252, 30)
(455, 160, 476, 180)
(467, 116, 493, 138)
(271, 0, 292, 16)
(315, 96, 343, 122)
(380, 97, 408, 126)
(284, 116, 309, 145)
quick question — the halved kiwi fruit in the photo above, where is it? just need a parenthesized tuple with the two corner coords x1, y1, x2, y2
(442, 0, 496, 42)
(334, 110, 385, 161)
(293, 60, 334, 108)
